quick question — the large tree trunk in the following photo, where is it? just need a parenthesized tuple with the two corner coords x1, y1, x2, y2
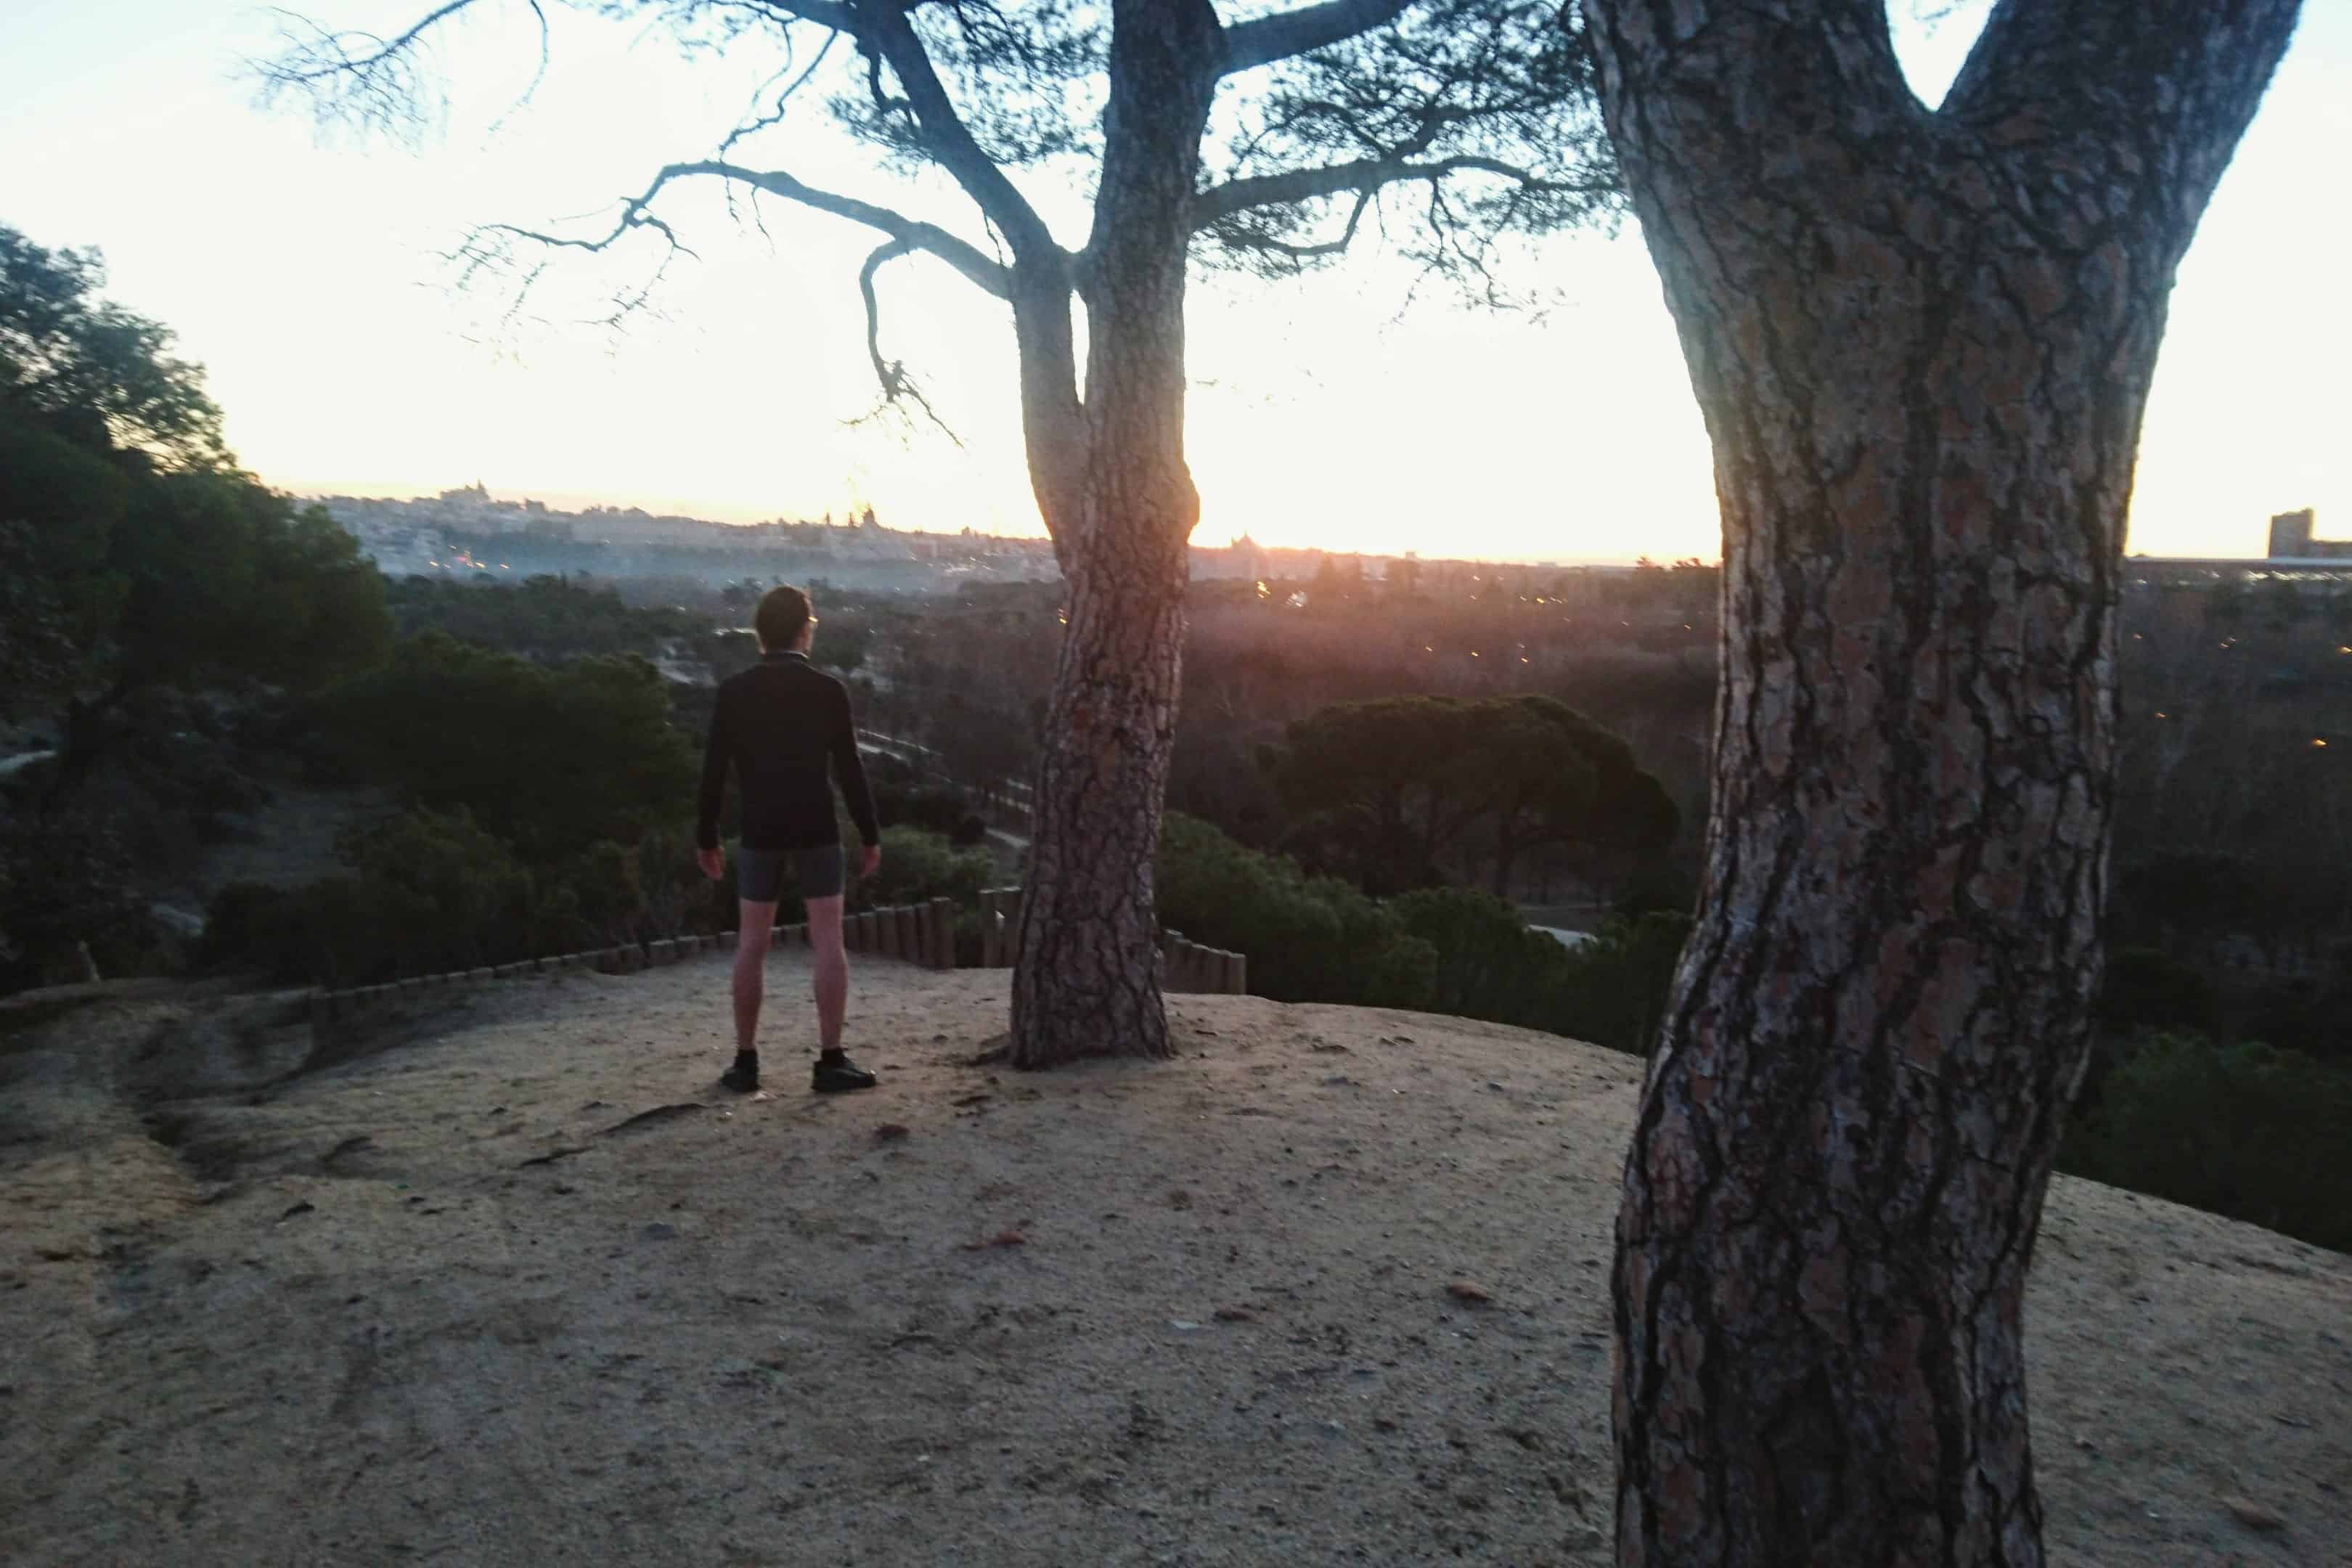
(1011, 510, 1190, 1064)
(1008, 0, 1220, 1068)
(1580, 2, 2299, 1564)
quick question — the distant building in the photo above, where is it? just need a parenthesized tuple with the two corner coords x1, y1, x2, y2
(2269, 507, 2351, 561)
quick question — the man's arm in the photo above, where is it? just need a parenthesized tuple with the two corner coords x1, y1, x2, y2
(829, 683, 882, 850)
(695, 691, 732, 854)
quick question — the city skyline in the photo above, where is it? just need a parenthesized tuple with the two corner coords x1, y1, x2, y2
(4, 1, 2344, 563)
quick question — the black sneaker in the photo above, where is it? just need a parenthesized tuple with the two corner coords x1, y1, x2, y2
(812, 1054, 878, 1094)
(719, 1058, 760, 1093)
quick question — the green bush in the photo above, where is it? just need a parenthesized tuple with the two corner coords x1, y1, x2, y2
(874, 785, 989, 848)
(311, 632, 694, 859)
(856, 825, 995, 912)
(2061, 1030, 2352, 1253)
(383, 573, 700, 660)
(1391, 886, 1691, 1054)
(223, 809, 539, 984)
(203, 807, 737, 986)
(1391, 885, 1576, 1027)
(1157, 812, 1435, 1008)
(1549, 911, 1692, 1055)
(0, 805, 152, 989)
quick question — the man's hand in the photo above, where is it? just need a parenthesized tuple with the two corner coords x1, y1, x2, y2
(696, 846, 724, 882)
(861, 842, 882, 879)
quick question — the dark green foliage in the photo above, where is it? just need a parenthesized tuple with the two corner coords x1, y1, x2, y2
(873, 783, 988, 847)
(0, 430, 391, 727)
(2061, 1032, 2352, 1253)
(1265, 693, 1675, 895)
(312, 632, 695, 859)
(1, 224, 391, 750)
(2112, 852, 2264, 943)
(1156, 814, 1691, 1050)
(336, 807, 536, 976)
(199, 809, 532, 984)
(1, 226, 227, 467)
(1546, 911, 1692, 1055)
(1264, 695, 1483, 893)
(2237, 970, 2351, 1065)
(1392, 885, 1691, 1054)
(383, 573, 701, 661)
(538, 823, 724, 953)
(857, 825, 995, 912)
(1390, 885, 1573, 1025)
(112, 477, 391, 692)
(0, 805, 150, 989)
(2097, 945, 2220, 1035)
(202, 812, 723, 985)
(1157, 812, 1437, 1008)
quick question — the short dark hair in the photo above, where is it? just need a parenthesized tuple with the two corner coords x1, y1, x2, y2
(754, 584, 812, 650)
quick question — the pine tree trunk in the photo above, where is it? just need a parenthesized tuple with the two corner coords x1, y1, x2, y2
(1010, 514, 1190, 1065)
(1007, 0, 1220, 1068)
(1579, 2, 2299, 1563)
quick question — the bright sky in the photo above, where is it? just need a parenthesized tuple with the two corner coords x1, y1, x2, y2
(3, 1, 2343, 563)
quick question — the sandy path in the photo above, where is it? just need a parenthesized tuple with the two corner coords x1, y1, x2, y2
(1, 957, 2345, 1566)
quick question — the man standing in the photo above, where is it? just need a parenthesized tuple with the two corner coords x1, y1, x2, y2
(695, 584, 882, 1094)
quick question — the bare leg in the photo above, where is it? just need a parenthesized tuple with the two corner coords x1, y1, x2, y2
(806, 894, 847, 1052)
(733, 898, 778, 1054)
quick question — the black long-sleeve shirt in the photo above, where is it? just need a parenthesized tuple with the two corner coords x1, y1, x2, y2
(695, 651, 880, 852)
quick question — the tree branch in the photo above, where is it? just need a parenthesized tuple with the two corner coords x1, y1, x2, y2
(854, 237, 963, 443)
(1941, 0, 2301, 213)
(1220, 0, 1414, 75)
(719, 25, 841, 161)
(256, 0, 482, 86)
(1217, 188, 1379, 260)
(486, 159, 1010, 301)
(1192, 152, 1603, 228)
(859, 4, 1062, 259)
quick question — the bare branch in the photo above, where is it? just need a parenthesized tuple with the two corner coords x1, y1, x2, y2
(859, 4, 1061, 258)
(1192, 152, 1604, 229)
(1220, 0, 1413, 76)
(483, 0, 551, 137)
(250, 0, 493, 142)
(719, 25, 842, 162)
(258, 0, 478, 85)
(482, 159, 1010, 302)
(853, 238, 964, 444)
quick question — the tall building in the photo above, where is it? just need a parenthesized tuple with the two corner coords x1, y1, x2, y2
(2269, 507, 2351, 560)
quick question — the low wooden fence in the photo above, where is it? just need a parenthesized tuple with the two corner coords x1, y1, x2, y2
(311, 894, 1249, 1021)
(976, 886, 1248, 995)
(309, 897, 958, 1024)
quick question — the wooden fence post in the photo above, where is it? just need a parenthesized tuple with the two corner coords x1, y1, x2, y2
(930, 897, 956, 969)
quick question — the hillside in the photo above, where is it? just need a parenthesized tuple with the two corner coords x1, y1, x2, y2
(2, 958, 2345, 1566)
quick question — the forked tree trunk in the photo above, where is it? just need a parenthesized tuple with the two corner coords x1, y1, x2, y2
(1008, 0, 1220, 1068)
(1579, 2, 2298, 1564)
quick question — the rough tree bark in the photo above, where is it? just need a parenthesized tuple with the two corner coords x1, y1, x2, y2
(1579, 1, 2299, 1564)
(1008, 0, 1222, 1066)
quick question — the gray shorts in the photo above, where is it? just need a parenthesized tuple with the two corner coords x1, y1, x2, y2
(735, 844, 844, 903)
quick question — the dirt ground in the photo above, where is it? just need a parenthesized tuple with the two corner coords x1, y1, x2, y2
(2, 957, 2345, 1567)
